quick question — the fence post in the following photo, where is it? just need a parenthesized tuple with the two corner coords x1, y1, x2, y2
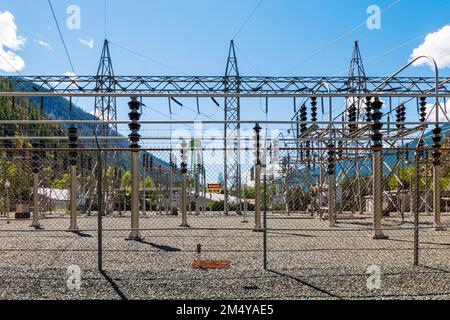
(413, 149, 420, 266)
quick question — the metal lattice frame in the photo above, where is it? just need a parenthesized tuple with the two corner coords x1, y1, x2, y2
(94, 39, 117, 140)
(1, 76, 449, 97)
(223, 40, 242, 214)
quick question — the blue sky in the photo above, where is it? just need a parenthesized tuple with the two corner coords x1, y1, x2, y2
(1, 0, 450, 123)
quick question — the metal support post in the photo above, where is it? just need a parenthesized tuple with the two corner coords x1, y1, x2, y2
(373, 150, 387, 239)
(127, 98, 142, 240)
(69, 165, 78, 230)
(180, 139, 190, 227)
(128, 151, 142, 240)
(195, 163, 200, 216)
(254, 123, 262, 232)
(31, 172, 40, 228)
(413, 150, 420, 266)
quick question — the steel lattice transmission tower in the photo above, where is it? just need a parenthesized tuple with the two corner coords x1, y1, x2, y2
(93, 39, 118, 215)
(223, 40, 242, 215)
(346, 40, 367, 130)
(94, 39, 117, 144)
(344, 41, 368, 215)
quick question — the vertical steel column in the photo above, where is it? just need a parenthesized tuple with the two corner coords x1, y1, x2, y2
(254, 123, 262, 231)
(327, 143, 336, 227)
(263, 170, 267, 270)
(128, 151, 141, 239)
(97, 148, 103, 271)
(69, 165, 78, 230)
(68, 125, 78, 231)
(433, 166, 443, 230)
(31, 172, 40, 228)
(413, 150, 420, 266)
(372, 151, 386, 239)
(180, 139, 190, 227)
(254, 164, 262, 231)
(142, 162, 146, 215)
(31, 142, 41, 228)
(371, 97, 388, 239)
(127, 98, 142, 240)
(195, 162, 200, 216)
(432, 126, 444, 231)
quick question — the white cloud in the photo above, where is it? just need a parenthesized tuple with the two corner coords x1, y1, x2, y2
(35, 39, 52, 51)
(79, 37, 94, 49)
(410, 25, 450, 70)
(0, 11, 26, 73)
(63, 71, 76, 78)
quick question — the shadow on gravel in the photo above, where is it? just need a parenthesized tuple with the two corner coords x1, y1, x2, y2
(266, 231, 316, 238)
(385, 237, 450, 246)
(136, 239, 182, 252)
(100, 270, 128, 300)
(267, 270, 343, 300)
(69, 230, 93, 238)
(419, 265, 450, 273)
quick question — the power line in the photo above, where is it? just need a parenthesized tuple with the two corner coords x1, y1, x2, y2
(110, 41, 188, 75)
(47, 0, 76, 74)
(0, 51, 24, 77)
(232, 0, 264, 40)
(283, 0, 402, 74)
(0, 51, 29, 91)
(235, 44, 261, 75)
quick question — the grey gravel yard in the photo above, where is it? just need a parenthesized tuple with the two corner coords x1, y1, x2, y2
(0, 213, 448, 300)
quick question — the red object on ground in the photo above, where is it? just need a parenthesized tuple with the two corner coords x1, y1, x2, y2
(192, 260, 231, 269)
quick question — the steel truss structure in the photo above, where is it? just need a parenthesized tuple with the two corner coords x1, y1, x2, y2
(1, 42, 450, 233)
(1, 76, 449, 97)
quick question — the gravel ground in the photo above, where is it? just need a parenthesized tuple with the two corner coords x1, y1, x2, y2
(0, 212, 448, 299)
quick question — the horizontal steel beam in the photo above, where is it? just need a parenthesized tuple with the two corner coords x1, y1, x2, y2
(1, 75, 450, 96)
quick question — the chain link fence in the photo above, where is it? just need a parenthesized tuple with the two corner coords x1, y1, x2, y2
(0, 121, 449, 293)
